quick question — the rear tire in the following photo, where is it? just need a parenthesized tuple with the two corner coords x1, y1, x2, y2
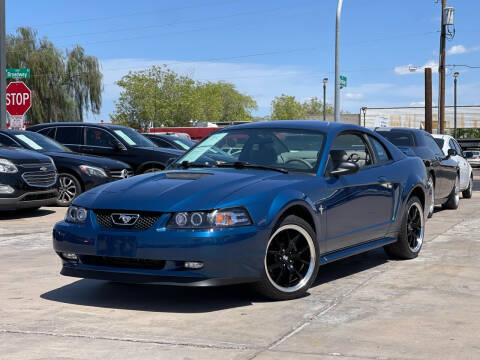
(384, 196, 424, 260)
(253, 215, 319, 301)
(442, 175, 460, 210)
(427, 175, 434, 218)
(462, 176, 473, 199)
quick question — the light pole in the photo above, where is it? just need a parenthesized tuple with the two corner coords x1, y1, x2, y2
(334, 0, 344, 122)
(361, 107, 367, 127)
(0, 0, 6, 130)
(453, 71, 459, 138)
(323, 78, 328, 121)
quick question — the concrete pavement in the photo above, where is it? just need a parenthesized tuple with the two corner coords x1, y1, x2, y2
(1, 191, 479, 360)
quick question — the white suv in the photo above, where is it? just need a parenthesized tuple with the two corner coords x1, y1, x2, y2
(433, 134, 473, 198)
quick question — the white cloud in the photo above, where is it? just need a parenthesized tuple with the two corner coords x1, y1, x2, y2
(447, 44, 480, 55)
(394, 60, 438, 75)
(345, 92, 364, 100)
(410, 101, 425, 107)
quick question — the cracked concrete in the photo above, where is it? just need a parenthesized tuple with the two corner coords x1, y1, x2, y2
(1, 182, 479, 359)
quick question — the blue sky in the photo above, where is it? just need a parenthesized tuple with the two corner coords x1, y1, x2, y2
(6, 0, 480, 121)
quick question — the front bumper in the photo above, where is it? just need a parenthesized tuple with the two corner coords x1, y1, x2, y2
(0, 189, 57, 210)
(53, 211, 266, 286)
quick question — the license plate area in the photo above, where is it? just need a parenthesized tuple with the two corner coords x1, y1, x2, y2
(96, 235, 137, 258)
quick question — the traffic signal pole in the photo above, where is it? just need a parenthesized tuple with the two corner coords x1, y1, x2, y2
(0, 0, 6, 130)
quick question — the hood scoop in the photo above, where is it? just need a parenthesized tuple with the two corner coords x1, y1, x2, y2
(165, 172, 212, 180)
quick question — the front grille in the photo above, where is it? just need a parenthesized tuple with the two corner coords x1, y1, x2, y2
(22, 171, 57, 187)
(94, 210, 161, 230)
(80, 255, 165, 270)
(109, 169, 134, 179)
(17, 162, 53, 169)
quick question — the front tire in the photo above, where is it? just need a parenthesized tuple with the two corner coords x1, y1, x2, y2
(253, 215, 319, 301)
(462, 175, 473, 199)
(443, 175, 460, 210)
(384, 196, 424, 260)
(57, 173, 82, 207)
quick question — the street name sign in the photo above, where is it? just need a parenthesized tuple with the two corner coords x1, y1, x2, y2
(6, 68, 30, 79)
(340, 75, 347, 88)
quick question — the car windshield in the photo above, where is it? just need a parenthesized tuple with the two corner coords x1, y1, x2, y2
(13, 132, 71, 153)
(113, 128, 156, 148)
(377, 131, 415, 147)
(173, 128, 326, 173)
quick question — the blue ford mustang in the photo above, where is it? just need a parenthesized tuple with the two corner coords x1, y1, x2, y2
(53, 121, 429, 300)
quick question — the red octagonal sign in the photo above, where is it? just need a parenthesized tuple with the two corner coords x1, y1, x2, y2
(6, 81, 32, 116)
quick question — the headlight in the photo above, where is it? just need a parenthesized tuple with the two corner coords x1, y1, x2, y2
(79, 165, 107, 177)
(167, 207, 252, 229)
(0, 158, 18, 173)
(65, 206, 88, 224)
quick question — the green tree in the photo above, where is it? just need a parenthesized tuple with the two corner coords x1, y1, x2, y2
(302, 97, 334, 117)
(271, 94, 305, 120)
(6, 27, 102, 124)
(111, 66, 257, 128)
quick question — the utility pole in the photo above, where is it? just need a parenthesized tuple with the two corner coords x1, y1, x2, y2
(323, 78, 328, 121)
(0, 0, 6, 130)
(334, 0, 343, 122)
(453, 71, 459, 138)
(425, 67, 433, 134)
(438, 0, 447, 134)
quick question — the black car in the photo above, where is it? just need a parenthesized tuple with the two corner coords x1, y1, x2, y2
(144, 133, 195, 151)
(27, 123, 183, 174)
(0, 146, 57, 211)
(375, 127, 459, 218)
(0, 130, 133, 206)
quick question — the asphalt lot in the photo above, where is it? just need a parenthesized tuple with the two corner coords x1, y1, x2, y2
(1, 174, 479, 359)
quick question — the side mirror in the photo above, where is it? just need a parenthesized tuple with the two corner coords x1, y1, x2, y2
(329, 161, 360, 177)
(446, 148, 457, 158)
(113, 141, 126, 151)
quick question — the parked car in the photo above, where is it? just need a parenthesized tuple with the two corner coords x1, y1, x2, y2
(0, 130, 133, 206)
(144, 133, 195, 151)
(27, 123, 183, 174)
(0, 145, 57, 211)
(53, 121, 429, 300)
(464, 149, 480, 168)
(375, 128, 459, 218)
(432, 134, 473, 199)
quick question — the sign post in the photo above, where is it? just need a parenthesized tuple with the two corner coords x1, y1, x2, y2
(6, 81, 31, 130)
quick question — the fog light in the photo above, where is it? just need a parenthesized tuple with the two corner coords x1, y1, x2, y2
(0, 184, 14, 194)
(62, 252, 79, 261)
(184, 261, 204, 269)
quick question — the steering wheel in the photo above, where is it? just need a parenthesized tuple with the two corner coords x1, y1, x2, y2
(349, 153, 360, 163)
(285, 159, 313, 169)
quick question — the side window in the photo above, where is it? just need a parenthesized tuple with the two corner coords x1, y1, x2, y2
(0, 134, 20, 147)
(425, 135, 445, 157)
(38, 127, 56, 139)
(368, 135, 391, 164)
(85, 128, 116, 147)
(56, 127, 83, 145)
(327, 133, 373, 172)
(452, 139, 463, 155)
(154, 138, 172, 148)
(448, 139, 456, 152)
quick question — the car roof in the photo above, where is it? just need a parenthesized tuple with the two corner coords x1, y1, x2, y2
(224, 120, 367, 133)
(431, 134, 450, 139)
(375, 127, 429, 135)
(29, 122, 128, 130)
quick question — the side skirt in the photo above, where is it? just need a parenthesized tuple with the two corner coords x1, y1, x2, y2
(319, 237, 397, 265)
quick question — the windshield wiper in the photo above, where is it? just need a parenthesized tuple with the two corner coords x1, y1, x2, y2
(176, 161, 217, 169)
(216, 161, 288, 174)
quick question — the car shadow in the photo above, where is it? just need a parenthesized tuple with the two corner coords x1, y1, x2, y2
(40, 249, 388, 313)
(0, 208, 55, 220)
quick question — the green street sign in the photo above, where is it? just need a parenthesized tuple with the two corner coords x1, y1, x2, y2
(6, 68, 30, 79)
(340, 75, 347, 88)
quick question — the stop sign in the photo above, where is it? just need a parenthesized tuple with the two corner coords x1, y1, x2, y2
(6, 81, 32, 116)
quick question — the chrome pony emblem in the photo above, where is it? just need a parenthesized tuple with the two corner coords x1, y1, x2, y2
(111, 213, 139, 226)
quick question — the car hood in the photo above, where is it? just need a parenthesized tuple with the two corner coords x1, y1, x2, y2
(74, 168, 291, 212)
(0, 147, 52, 164)
(45, 151, 131, 170)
